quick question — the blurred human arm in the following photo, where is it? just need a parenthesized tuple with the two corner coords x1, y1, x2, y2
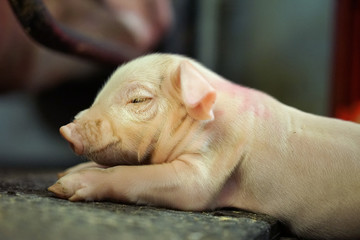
(0, 0, 172, 92)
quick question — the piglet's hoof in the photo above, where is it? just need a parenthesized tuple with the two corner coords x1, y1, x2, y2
(48, 182, 69, 199)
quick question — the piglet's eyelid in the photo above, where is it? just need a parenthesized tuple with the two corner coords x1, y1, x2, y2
(128, 97, 152, 104)
(126, 86, 153, 97)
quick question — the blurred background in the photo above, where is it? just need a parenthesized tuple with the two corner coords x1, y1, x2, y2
(0, 0, 337, 167)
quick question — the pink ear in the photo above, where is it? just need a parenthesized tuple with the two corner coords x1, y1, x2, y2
(180, 61, 216, 120)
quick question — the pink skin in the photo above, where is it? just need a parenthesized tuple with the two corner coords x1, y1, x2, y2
(49, 54, 360, 239)
(49, 56, 259, 212)
(212, 79, 270, 119)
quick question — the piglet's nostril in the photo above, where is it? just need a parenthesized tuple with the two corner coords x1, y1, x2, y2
(59, 123, 84, 155)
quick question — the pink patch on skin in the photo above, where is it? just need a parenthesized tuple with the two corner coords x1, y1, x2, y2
(214, 80, 270, 119)
(214, 110, 224, 117)
(216, 81, 251, 97)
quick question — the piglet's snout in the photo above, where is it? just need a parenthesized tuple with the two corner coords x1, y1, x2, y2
(60, 123, 84, 155)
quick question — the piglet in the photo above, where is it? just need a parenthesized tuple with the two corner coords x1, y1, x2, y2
(49, 53, 360, 239)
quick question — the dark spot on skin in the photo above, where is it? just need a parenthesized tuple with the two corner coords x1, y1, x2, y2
(95, 120, 102, 128)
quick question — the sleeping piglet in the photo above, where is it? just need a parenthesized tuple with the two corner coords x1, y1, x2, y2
(48, 53, 360, 239)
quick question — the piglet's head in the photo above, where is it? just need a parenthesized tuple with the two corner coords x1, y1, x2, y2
(59, 54, 216, 166)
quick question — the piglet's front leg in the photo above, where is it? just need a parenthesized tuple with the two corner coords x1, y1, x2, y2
(57, 161, 108, 178)
(49, 168, 109, 201)
(48, 158, 215, 210)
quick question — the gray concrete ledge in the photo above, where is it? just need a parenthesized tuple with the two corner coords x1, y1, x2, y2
(0, 169, 282, 240)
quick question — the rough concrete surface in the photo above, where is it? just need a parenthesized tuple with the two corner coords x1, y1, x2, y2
(0, 169, 282, 240)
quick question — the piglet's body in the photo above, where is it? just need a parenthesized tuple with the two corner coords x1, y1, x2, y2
(49, 54, 360, 239)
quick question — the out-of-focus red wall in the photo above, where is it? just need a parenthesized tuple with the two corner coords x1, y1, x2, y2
(332, 0, 360, 123)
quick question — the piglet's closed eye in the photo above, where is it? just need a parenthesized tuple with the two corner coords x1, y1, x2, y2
(179, 61, 216, 121)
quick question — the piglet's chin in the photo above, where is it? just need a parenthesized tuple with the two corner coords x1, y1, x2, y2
(60, 123, 84, 155)
(86, 146, 140, 167)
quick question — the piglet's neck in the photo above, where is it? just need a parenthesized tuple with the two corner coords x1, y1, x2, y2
(195, 65, 251, 97)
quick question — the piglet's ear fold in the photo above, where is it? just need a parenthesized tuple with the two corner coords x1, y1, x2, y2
(179, 61, 216, 120)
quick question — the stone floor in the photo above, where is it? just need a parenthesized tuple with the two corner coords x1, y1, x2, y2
(0, 169, 287, 240)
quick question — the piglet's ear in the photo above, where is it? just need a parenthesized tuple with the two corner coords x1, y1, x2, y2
(179, 61, 216, 120)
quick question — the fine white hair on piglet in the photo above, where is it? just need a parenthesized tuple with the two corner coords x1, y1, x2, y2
(50, 53, 360, 240)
